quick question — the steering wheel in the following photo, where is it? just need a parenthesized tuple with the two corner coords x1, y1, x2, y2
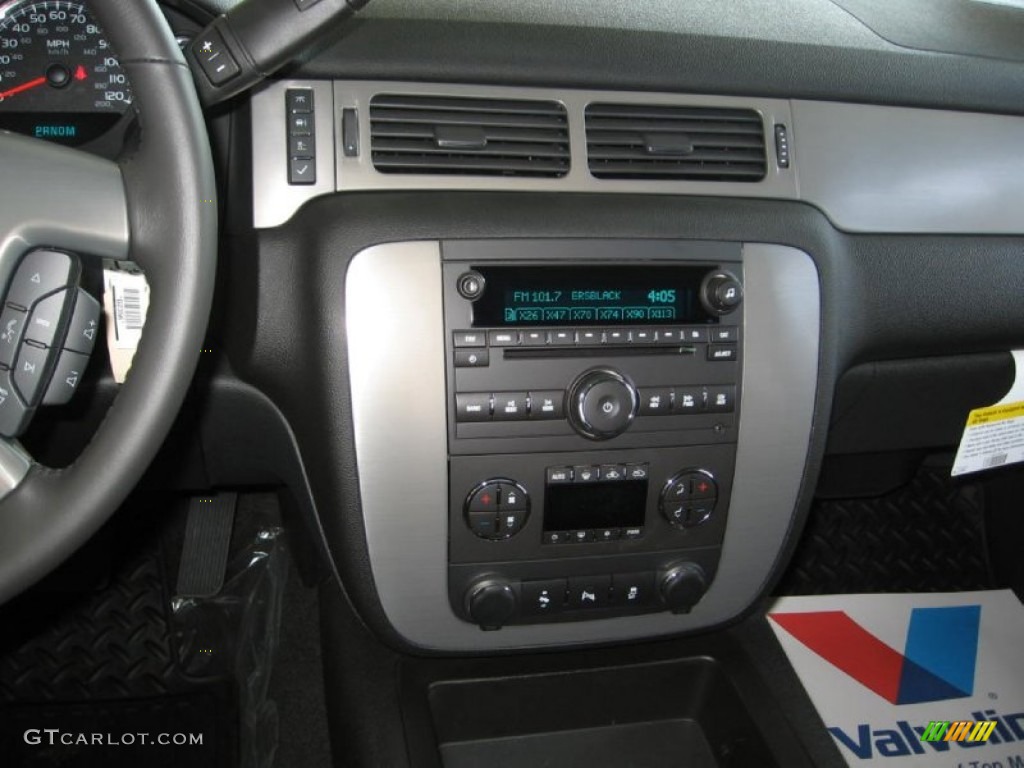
(0, 0, 215, 604)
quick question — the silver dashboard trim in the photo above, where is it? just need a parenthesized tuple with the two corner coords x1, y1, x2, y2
(346, 241, 819, 651)
(253, 79, 1024, 235)
(0, 440, 31, 503)
(252, 81, 795, 229)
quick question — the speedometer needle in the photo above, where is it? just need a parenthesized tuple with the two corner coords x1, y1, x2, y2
(0, 76, 47, 101)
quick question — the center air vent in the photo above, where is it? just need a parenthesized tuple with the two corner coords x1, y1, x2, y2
(370, 94, 570, 178)
(586, 104, 767, 181)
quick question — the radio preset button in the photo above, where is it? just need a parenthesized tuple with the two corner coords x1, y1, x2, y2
(631, 328, 656, 344)
(489, 330, 520, 346)
(529, 391, 565, 420)
(681, 327, 708, 343)
(639, 387, 672, 416)
(453, 330, 487, 347)
(454, 347, 490, 368)
(605, 329, 628, 345)
(493, 392, 528, 420)
(550, 330, 574, 345)
(576, 329, 602, 345)
(546, 467, 573, 484)
(673, 387, 706, 413)
(455, 393, 492, 422)
(522, 330, 549, 346)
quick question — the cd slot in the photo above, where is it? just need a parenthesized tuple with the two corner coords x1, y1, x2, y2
(504, 345, 697, 360)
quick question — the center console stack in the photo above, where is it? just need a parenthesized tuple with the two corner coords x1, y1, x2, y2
(442, 241, 743, 629)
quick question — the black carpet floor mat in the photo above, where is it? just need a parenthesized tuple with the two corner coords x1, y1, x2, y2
(776, 467, 997, 595)
(0, 506, 239, 768)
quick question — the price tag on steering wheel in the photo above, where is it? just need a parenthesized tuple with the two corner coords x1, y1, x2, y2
(102, 259, 150, 384)
(952, 350, 1024, 477)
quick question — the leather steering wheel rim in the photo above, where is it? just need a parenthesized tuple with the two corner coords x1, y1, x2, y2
(0, 0, 216, 604)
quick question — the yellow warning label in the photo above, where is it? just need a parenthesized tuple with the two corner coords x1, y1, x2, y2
(966, 400, 1024, 427)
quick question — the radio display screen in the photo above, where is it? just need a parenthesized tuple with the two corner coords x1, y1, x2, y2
(470, 265, 716, 326)
(544, 480, 648, 531)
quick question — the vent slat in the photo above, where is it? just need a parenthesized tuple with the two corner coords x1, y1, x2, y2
(586, 102, 767, 182)
(372, 154, 570, 175)
(371, 94, 570, 178)
(372, 138, 572, 159)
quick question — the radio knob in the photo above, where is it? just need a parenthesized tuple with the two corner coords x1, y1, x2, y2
(700, 271, 743, 316)
(567, 368, 638, 440)
(466, 578, 518, 630)
(659, 563, 708, 614)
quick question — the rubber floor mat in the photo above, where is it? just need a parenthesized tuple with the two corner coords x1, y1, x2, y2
(0, 492, 287, 768)
(776, 467, 997, 595)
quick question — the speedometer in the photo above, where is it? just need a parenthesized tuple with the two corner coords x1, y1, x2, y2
(0, 0, 132, 145)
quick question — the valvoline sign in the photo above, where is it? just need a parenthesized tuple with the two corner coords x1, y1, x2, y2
(767, 591, 1024, 767)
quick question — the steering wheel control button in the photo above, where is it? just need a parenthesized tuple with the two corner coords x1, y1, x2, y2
(522, 579, 566, 616)
(706, 385, 736, 413)
(0, 306, 27, 368)
(42, 350, 88, 406)
(455, 392, 491, 422)
(568, 368, 639, 440)
(0, 370, 29, 438)
(528, 391, 564, 420)
(493, 392, 528, 421)
(611, 572, 655, 607)
(13, 341, 51, 405)
(192, 30, 241, 86)
(6, 250, 73, 311)
(64, 290, 101, 356)
(638, 387, 672, 416)
(25, 290, 68, 348)
(569, 575, 611, 609)
(456, 271, 485, 300)
(454, 347, 489, 368)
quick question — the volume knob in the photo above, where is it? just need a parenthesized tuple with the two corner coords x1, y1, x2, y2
(567, 368, 639, 440)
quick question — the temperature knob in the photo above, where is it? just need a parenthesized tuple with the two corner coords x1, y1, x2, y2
(567, 368, 639, 440)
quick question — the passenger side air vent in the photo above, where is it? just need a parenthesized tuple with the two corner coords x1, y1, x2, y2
(370, 94, 570, 178)
(586, 103, 767, 181)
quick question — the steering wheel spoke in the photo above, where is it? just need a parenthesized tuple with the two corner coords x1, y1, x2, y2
(0, 131, 129, 281)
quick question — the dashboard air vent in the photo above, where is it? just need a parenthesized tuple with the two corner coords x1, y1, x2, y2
(370, 94, 570, 178)
(586, 103, 767, 181)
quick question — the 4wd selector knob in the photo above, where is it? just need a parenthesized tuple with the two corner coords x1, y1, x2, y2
(700, 271, 743, 316)
(567, 368, 638, 440)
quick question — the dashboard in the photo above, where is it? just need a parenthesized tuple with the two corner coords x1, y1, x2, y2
(4, 0, 1024, 656)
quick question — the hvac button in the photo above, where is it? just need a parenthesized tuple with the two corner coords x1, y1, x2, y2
(467, 483, 500, 514)
(498, 509, 527, 536)
(625, 464, 649, 481)
(467, 511, 498, 538)
(546, 466, 573, 484)
(498, 483, 528, 511)
(611, 572, 655, 607)
(569, 575, 610, 608)
(574, 466, 599, 483)
(522, 579, 566, 615)
(600, 465, 626, 481)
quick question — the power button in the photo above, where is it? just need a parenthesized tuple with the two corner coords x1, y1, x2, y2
(457, 271, 486, 300)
